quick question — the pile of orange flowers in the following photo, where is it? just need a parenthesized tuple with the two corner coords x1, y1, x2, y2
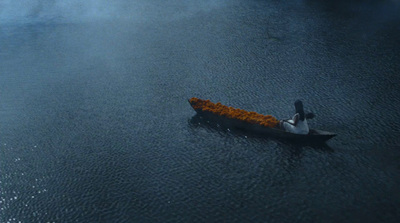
(189, 97, 279, 128)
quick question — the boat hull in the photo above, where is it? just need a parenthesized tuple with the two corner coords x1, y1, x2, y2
(191, 108, 336, 143)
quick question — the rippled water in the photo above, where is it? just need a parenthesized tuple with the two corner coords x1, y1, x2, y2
(1, 0, 400, 222)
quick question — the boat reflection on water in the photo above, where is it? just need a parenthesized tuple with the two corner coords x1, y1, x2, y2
(188, 113, 334, 152)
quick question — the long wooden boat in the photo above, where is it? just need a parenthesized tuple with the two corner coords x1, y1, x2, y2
(189, 100, 336, 143)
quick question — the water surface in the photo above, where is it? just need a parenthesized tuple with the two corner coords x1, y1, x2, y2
(1, 0, 400, 222)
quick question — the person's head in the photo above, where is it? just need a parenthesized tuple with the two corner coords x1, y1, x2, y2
(294, 100, 305, 120)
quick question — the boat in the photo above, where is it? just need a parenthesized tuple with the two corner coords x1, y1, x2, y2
(188, 99, 336, 143)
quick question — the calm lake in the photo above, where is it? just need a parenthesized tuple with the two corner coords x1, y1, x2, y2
(1, 0, 400, 222)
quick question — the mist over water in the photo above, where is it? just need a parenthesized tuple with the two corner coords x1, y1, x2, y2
(0, 0, 229, 24)
(1, 0, 400, 222)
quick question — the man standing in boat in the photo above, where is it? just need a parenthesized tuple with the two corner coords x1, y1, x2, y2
(280, 100, 315, 135)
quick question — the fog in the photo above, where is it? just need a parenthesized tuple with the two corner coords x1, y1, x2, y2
(0, 0, 398, 37)
(0, 0, 228, 24)
(1, 0, 399, 26)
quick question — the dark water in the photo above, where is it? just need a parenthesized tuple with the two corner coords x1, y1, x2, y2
(1, 0, 400, 222)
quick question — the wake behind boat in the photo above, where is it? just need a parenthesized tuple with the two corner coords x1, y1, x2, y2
(188, 98, 336, 143)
